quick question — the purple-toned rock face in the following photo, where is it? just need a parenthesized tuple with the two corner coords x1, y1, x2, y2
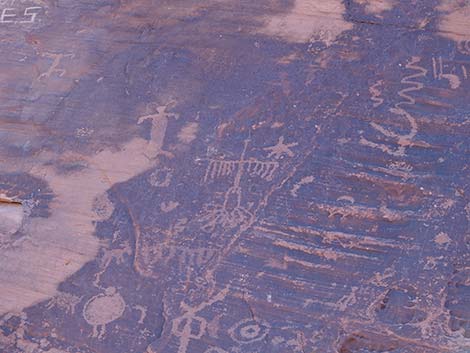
(0, 0, 470, 352)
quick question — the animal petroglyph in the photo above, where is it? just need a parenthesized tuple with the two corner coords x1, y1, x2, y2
(0, 101, 176, 315)
(257, 0, 352, 44)
(94, 241, 132, 287)
(336, 287, 359, 312)
(83, 287, 125, 339)
(360, 56, 426, 156)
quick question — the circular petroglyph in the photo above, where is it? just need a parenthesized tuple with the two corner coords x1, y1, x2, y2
(229, 318, 270, 344)
(83, 287, 125, 339)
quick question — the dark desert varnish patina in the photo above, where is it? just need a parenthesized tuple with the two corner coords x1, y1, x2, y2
(0, 0, 469, 352)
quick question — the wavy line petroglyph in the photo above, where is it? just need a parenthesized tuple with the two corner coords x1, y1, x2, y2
(0, 102, 177, 315)
(360, 56, 426, 156)
(369, 79, 384, 108)
(257, 0, 352, 44)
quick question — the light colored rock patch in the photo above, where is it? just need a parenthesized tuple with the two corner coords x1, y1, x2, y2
(354, 0, 395, 15)
(0, 103, 177, 315)
(437, 0, 470, 42)
(257, 0, 353, 44)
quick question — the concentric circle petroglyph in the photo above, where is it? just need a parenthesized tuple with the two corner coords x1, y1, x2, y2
(229, 319, 270, 344)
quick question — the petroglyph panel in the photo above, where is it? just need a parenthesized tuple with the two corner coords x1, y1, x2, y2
(0, 0, 469, 353)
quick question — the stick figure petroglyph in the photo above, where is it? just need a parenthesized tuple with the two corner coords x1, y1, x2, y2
(200, 139, 281, 232)
(171, 287, 229, 353)
(37, 52, 75, 81)
(263, 136, 298, 159)
(137, 102, 179, 159)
